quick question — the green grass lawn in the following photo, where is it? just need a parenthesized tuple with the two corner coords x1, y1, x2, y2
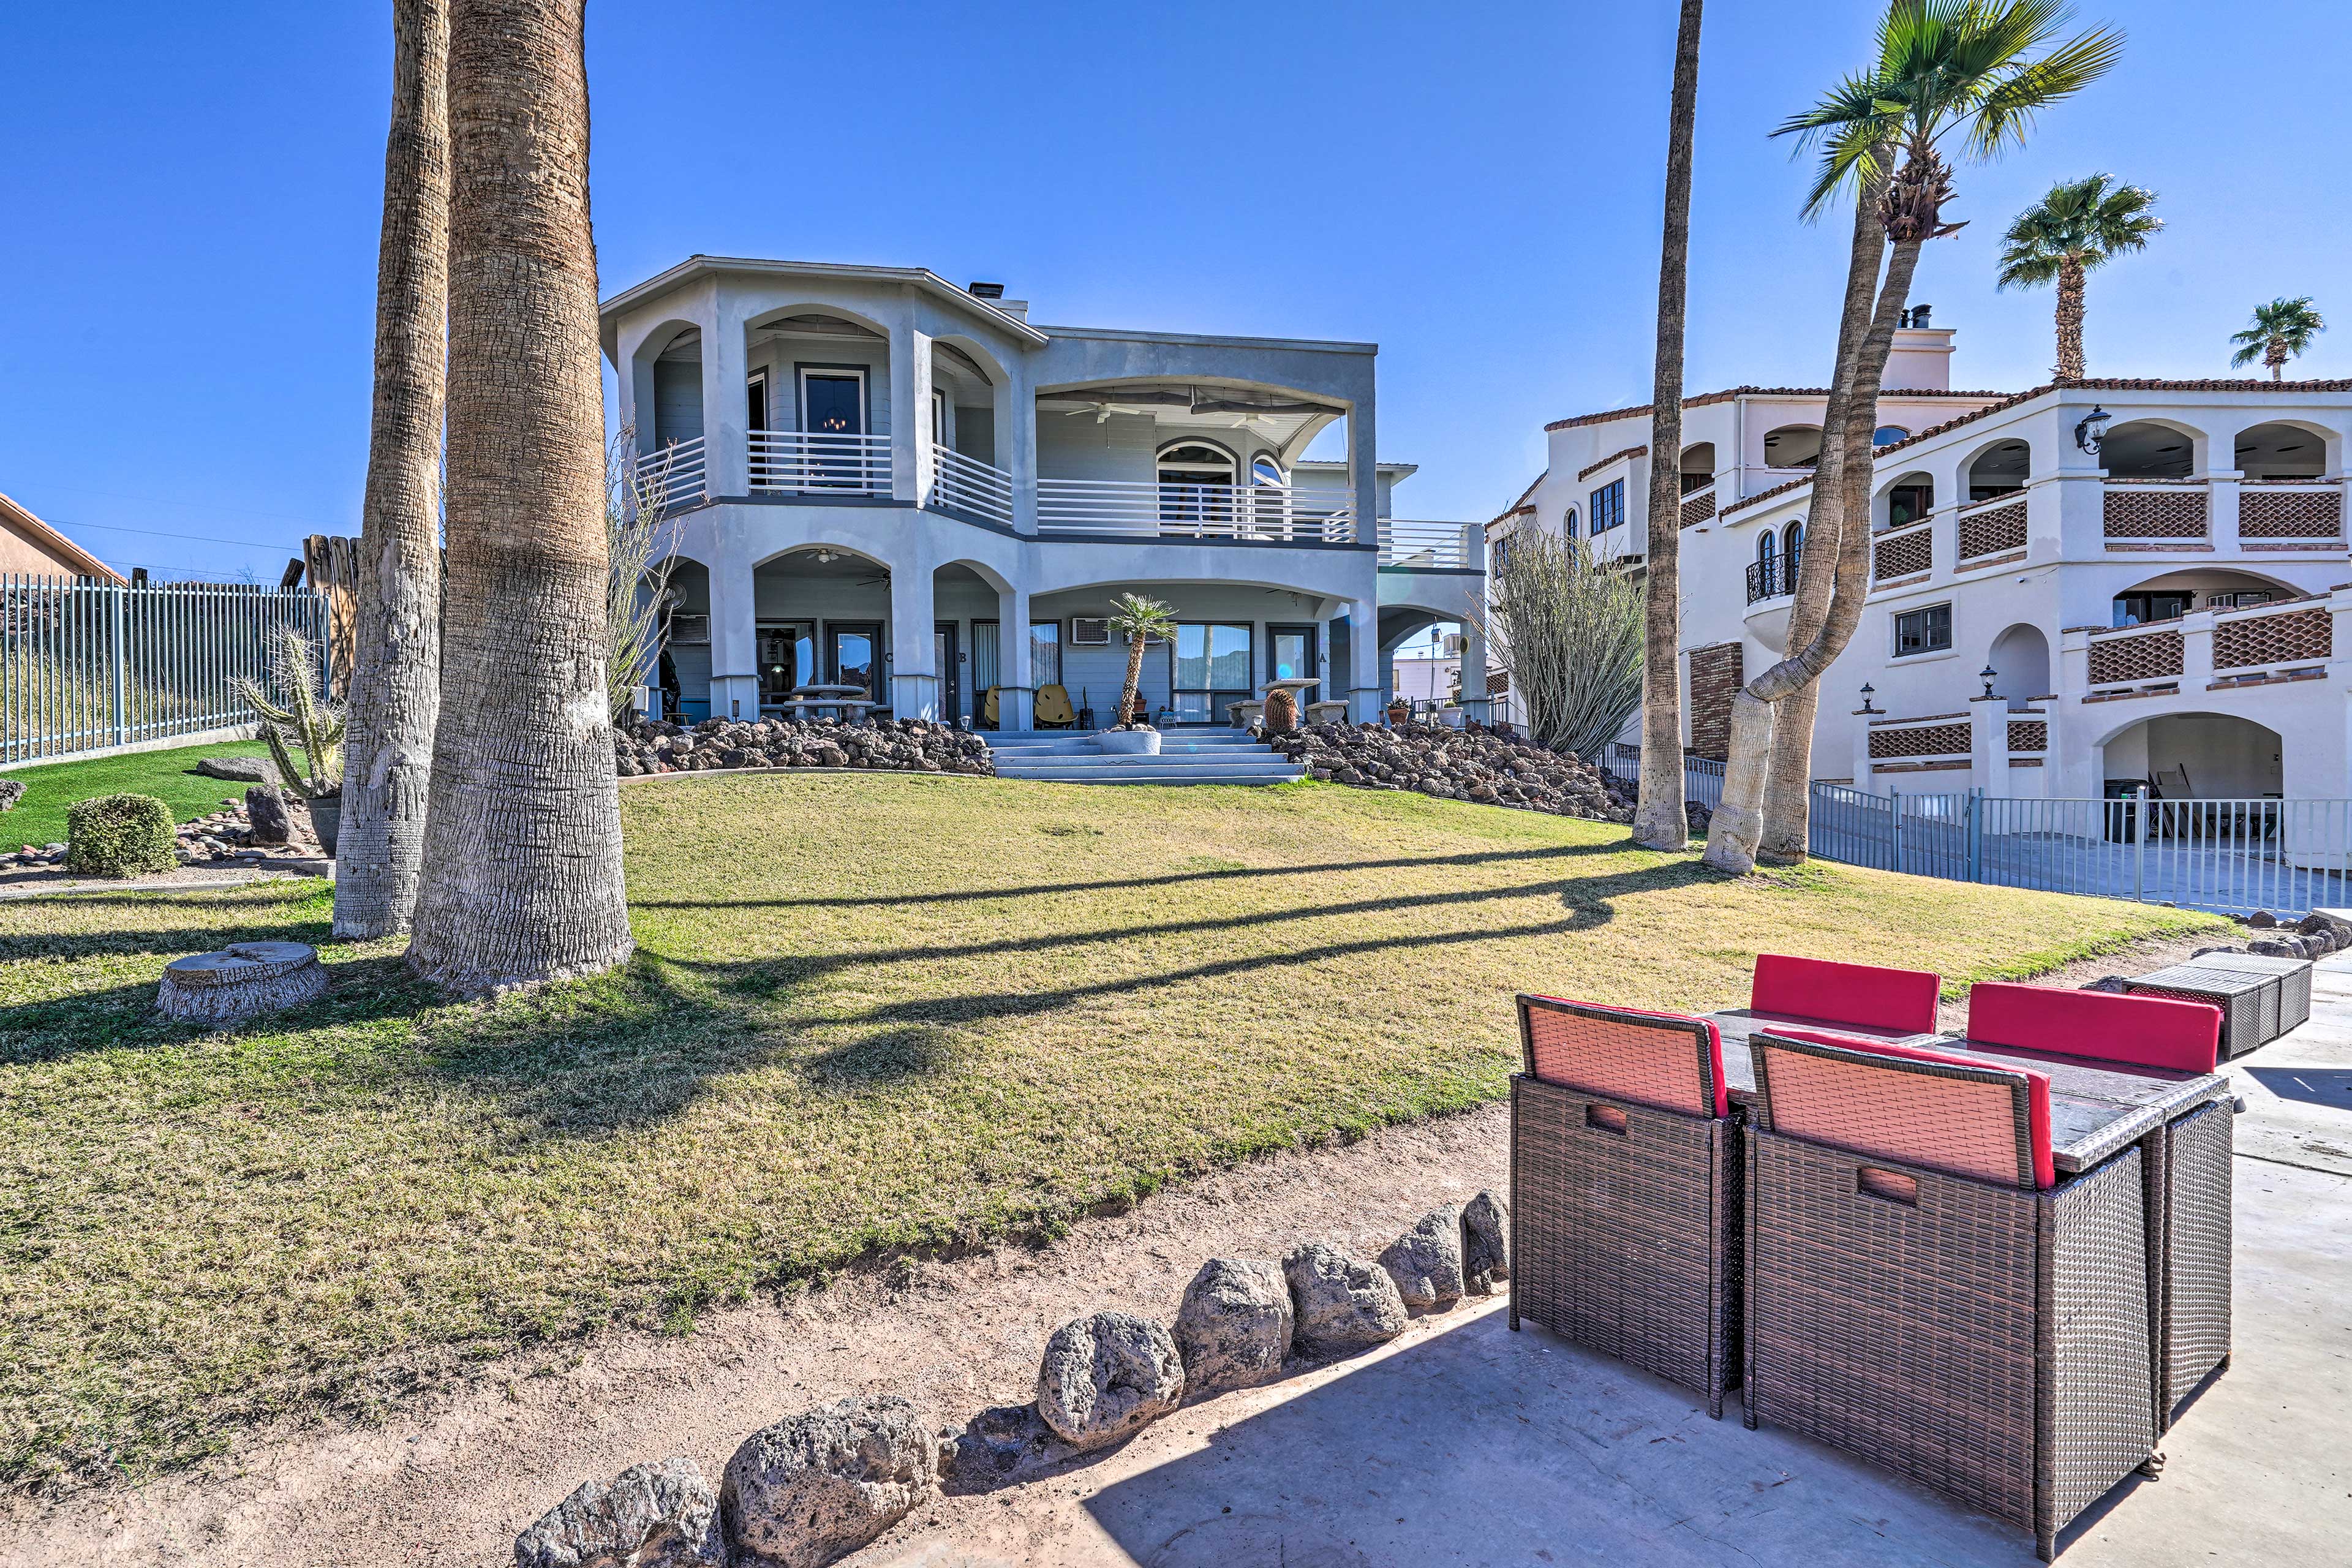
(0, 774, 2223, 1488)
(0, 739, 276, 848)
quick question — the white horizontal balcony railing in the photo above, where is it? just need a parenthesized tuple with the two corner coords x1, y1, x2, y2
(1036, 480, 1353, 543)
(1378, 521, 1476, 568)
(749, 430, 892, 497)
(926, 447, 1015, 528)
(635, 436, 707, 514)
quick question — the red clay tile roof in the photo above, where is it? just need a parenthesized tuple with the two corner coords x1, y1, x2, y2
(1577, 445, 1648, 481)
(1544, 385, 2011, 433)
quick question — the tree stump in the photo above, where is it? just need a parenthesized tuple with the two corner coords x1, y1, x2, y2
(157, 941, 326, 1024)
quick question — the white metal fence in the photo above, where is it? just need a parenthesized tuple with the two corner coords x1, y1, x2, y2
(1602, 743, 1724, 809)
(1809, 784, 2352, 918)
(1, 576, 330, 766)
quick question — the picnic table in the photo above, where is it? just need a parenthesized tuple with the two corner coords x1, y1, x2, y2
(785, 684, 873, 722)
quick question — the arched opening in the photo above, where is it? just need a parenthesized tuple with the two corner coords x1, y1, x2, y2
(752, 546, 895, 718)
(1882, 469, 1936, 530)
(932, 561, 1005, 726)
(745, 306, 893, 495)
(1986, 623, 2051, 710)
(2102, 712, 2283, 799)
(1873, 424, 1910, 447)
(2098, 420, 2199, 480)
(646, 326, 703, 450)
(1967, 441, 2029, 502)
(2111, 568, 2296, 626)
(1679, 441, 1717, 495)
(1782, 519, 1804, 560)
(2233, 421, 2331, 479)
(1251, 453, 1286, 486)
(1562, 504, 1580, 538)
(930, 338, 1002, 467)
(1763, 423, 1822, 469)
(654, 557, 712, 722)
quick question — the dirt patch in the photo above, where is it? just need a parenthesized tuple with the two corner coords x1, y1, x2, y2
(0, 925, 2219, 1567)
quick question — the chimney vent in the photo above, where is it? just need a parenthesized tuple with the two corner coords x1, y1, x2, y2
(967, 281, 1005, 300)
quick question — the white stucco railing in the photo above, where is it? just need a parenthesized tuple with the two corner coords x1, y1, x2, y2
(1378, 521, 1474, 568)
(749, 431, 892, 497)
(927, 448, 1015, 527)
(1036, 479, 1353, 543)
(636, 436, 707, 514)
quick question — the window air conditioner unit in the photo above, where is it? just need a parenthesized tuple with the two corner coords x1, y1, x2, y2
(668, 614, 710, 646)
(1070, 616, 1111, 646)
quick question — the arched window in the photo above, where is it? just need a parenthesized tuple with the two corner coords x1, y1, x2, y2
(1158, 442, 1235, 487)
(1873, 424, 1909, 446)
(1562, 505, 1579, 538)
(1250, 454, 1284, 486)
(1757, 531, 1777, 567)
(1784, 521, 1804, 560)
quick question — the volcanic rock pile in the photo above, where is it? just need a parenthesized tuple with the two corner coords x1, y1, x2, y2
(1264, 720, 1646, 824)
(614, 717, 994, 778)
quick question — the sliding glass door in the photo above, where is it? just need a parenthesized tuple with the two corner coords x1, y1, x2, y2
(1172, 622, 1252, 725)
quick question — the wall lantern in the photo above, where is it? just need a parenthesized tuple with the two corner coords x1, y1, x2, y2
(2074, 405, 2113, 457)
(1859, 682, 1879, 714)
(1979, 664, 1999, 699)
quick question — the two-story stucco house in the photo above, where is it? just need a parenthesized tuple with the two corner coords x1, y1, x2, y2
(599, 257, 1485, 734)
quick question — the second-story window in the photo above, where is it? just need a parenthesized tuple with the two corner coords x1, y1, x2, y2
(1562, 505, 1578, 537)
(1589, 480, 1626, 534)
(1894, 603, 1953, 656)
(1888, 481, 1934, 528)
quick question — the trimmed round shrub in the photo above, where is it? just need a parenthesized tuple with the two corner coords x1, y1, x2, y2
(66, 793, 178, 878)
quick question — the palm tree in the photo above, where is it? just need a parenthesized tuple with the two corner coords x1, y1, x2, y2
(334, 0, 449, 941)
(1105, 593, 1177, 729)
(1996, 173, 2161, 380)
(407, 0, 632, 992)
(1707, 0, 2123, 874)
(2230, 297, 2326, 380)
(1633, 0, 1705, 852)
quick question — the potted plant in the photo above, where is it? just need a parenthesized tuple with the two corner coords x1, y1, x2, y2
(1098, 592, 1176, 756)
(236, 627, 346, 856)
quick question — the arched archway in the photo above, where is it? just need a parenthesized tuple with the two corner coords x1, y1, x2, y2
(2233, 420, 2335, 478)
(628, 321, 705, 451)
(1762, 423, 1822, 469)
(1679, 441, 1717, 495)
(1879, 468, 1936, 529)
(2099, 711, 2283, 799)
(1987, 622, 2051, 710)
(1966, 439, 2030, 502)
(2098, 418, 2204, 479)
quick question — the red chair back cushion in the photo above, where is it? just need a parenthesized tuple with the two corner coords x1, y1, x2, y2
(1751, 953, 1941, 1036)
(1754, 1028, 2055, 1189)
(1967, 982, 2219, 1073)
(1518, 996, 1728, 1118)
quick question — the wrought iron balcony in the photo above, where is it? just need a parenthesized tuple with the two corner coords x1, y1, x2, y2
(1745, 549, 1800, 605)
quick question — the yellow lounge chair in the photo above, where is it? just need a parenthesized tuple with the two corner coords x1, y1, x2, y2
(982, 685, 1000, 728)
(1035, 683, 1076, 728)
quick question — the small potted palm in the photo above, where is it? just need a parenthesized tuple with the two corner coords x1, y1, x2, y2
(1099, 592, 1176, 755)
(236, 627, 346, 856)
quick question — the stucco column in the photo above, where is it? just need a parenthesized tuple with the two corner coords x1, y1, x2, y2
(2206, 470, 2243, 552)
(889, 564, 939, 720)
(1348, 598, 1381, 722)
(1852, 707, 1875, 792)
(2051, 472, 2104, 560)
(894, 318, 934, 507)
(1008, 373, 1039, 535)
(705, 519, 758, 722)
(2180, 608, 2215, 691)
(1347, 404, 1379, 549)
(998, 584, 1034, 731)
(700, 300, 749, 499)
(1968, 695, 2002, 794)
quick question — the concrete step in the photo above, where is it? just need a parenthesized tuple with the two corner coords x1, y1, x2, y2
(992, 761, 1305, 785)
(982, 726, 1300, 784)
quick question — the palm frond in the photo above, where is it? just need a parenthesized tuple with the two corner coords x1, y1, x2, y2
(1965, 28, 2127, 158)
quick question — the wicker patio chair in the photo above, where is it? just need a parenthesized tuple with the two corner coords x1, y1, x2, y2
(1742, 1029, 2157, 1562)
(1966, 984, 2233, 1430)
(1512, 995, 1737, 1417)
(2123, 963, 2271, 1057)
(2192, 951, 2312, 1033)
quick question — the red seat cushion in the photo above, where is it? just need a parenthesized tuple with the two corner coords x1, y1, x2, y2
(1752, 954, 1940, 1037)
(1967, 982, 2220, 1074)
(1518, 995, 1729, 1118)
(1757, 1027, 2056, 1189)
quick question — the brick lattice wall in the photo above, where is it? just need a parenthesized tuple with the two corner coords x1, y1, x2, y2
(1872, 526, 1932, 581)
(1957, 499, 2027, 560)
(2006, 718, 2048, 753)
(2239, 489, 2343, 539)
(1869, 722, 1973, 759)
(2214, 606, 2332, 671)
(1687, 643, 1742, 761)
(2103, 487, 2207, 538)
(2087, 628, 2184, 684)
(1679, 489, 1717, 528)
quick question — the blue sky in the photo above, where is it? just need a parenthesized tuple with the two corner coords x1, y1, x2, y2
(2, 1, 2345, 584)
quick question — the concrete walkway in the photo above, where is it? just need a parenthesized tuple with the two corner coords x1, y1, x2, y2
(867, 963, 2352, 1568)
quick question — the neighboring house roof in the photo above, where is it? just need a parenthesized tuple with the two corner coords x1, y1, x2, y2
(598, 255, 1052, 346)
(0, 491, 122, 582)
(1543, 385, 2013, 433)
(1577, 445, 1648, 481)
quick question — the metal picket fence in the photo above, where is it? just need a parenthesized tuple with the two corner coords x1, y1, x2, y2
(1, 575, 330, 766)
(1603, 744, 1725, 810)
(1809, 782, 2352, 918)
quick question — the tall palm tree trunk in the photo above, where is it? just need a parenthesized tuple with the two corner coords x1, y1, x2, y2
(2267, 341, 2286, 380)
(1632, 0, 1705, 851)
(1706, 212, 1926, 873)
(1754, 169, 1890, 865)
(408, 0, 631, 991)
(2054, 253, 2086, 380)
(335, 0, 450, 941)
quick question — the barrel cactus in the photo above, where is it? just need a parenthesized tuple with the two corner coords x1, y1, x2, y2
(1263, 687, 1299, 734)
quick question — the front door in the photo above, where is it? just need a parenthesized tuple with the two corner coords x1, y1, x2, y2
(1173, 622, 1253, 725)
(827, 623, 881, 709)
(801, 371, 865, 489)
(1268, 624, 1320, 708)
(757, 620, 815, 713)
(935, 622, 961, 725)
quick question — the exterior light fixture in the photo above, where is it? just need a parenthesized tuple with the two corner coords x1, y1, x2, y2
(1979, 664, 1999, 699)
(1859, 682, 1879, 714)
(2074, 405, 2113, 457)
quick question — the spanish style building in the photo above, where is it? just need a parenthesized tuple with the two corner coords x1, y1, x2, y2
(600, 257, 1485, 731)
(1494, 314, 2352, 804)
